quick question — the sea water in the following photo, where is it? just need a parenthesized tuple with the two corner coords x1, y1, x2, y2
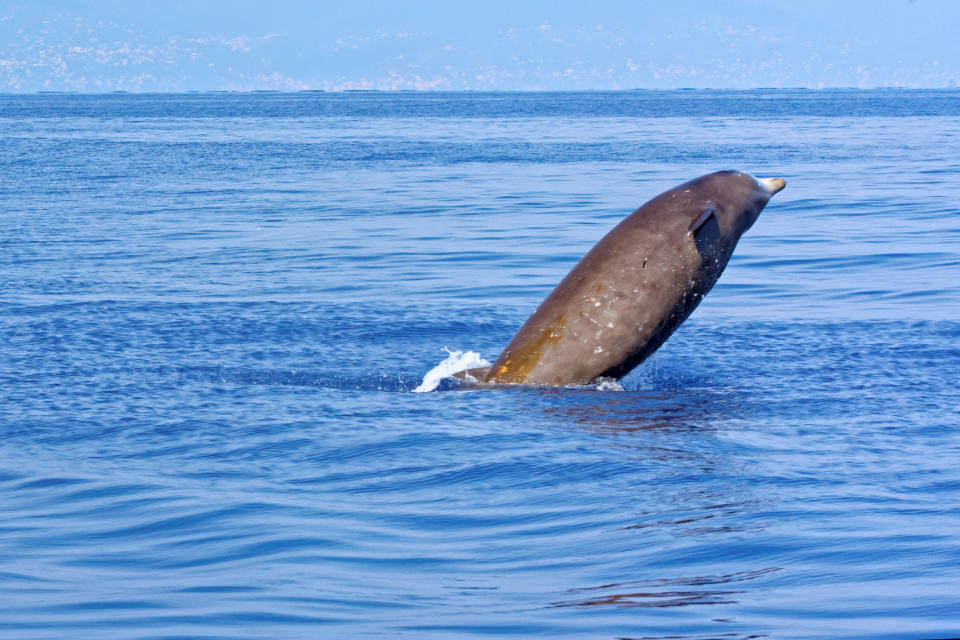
(1, 90, 958, 639)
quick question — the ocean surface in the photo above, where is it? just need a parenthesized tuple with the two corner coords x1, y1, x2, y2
(1, 90, 959, 639)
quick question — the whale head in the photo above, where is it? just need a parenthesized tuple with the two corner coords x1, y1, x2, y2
(699, 170, 785, 238)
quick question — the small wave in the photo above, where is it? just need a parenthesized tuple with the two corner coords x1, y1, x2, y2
(413, 348, 491, 393)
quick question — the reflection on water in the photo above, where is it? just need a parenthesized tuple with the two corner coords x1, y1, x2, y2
(620, 500, 751, 536)
(534, 384, 775, 633)
(618, 634, 767, 640)
(555, 587, 741, 608)
(553, 568, 780, 609)
(541, 389, 723, 432)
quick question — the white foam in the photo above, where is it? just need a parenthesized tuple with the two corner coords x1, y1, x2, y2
(593, 377, 624, 392)
(413, 348, 491, 393)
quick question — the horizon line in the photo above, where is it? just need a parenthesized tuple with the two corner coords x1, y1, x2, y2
(5, 86, 959, 96)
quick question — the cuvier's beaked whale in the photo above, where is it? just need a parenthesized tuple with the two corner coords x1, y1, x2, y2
(470, 171, 785, 387)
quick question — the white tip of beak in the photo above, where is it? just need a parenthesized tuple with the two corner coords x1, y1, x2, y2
(758, 177, 786, 196)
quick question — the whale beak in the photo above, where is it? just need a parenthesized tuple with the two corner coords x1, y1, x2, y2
(758, 177, 786, 196)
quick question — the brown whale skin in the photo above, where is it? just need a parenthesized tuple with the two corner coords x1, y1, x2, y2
(482, 170, 785, 386)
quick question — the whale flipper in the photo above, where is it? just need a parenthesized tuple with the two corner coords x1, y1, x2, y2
(688, 205, 716, 235)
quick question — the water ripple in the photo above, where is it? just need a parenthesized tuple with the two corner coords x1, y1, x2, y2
(2, 91, 959, 640)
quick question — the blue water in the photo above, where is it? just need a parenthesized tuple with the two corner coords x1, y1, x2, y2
(1, 90, 959, 639)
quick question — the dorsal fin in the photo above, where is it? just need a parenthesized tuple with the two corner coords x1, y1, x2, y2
(688, 205, 716, 235)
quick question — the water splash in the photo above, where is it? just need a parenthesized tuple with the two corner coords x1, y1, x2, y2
(592, 377, 624, 391)
(414, 348, 491, 393)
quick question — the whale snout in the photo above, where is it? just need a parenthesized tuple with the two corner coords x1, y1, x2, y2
(758, 177, 786, 196)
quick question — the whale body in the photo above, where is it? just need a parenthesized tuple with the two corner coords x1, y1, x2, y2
(480, 171, 785, 386)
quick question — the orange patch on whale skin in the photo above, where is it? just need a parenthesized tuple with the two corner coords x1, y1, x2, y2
(486, 315, 566, 384)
